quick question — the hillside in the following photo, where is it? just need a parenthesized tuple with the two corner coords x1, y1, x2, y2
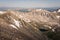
(0, 9, 60, 40)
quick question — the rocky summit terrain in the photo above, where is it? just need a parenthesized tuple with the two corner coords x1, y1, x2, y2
(0, 9, 60, 40)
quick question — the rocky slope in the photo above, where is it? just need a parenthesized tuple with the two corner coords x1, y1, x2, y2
(0, 9, 60, 40)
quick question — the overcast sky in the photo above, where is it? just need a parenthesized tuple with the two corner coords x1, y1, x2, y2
(0, 0, 60, 8)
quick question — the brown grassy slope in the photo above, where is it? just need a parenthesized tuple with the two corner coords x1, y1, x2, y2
(0, 11, 48, 40)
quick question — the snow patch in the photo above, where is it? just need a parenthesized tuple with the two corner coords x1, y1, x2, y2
(56, 16, 60, 19)
(58, 9, 60, 12)
(36, 9, 42, 11)
(10, 24, 18, 29)
(13, 19, 20, 27)
(0, 11, 6, 14)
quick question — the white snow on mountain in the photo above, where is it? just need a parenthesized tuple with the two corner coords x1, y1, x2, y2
(0, 11, 6, 14)
(58, 9, 60, 12)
